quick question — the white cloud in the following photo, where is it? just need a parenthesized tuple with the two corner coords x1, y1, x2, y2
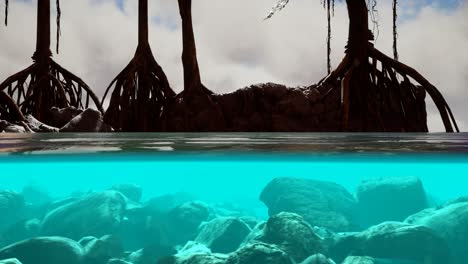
(0, 0, 466, 131)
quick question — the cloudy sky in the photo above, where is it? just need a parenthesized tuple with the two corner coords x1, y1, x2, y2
(0, 0, 467, 131)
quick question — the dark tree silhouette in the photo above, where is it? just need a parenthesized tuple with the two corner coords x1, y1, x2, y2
(0, 90, 24, 122)
(101, 0, 175, 132)
(266, 0, 458, 132)
(158, 0, 225, 132)
(177, 0, 214, 97)
(0, 0, 102, 123)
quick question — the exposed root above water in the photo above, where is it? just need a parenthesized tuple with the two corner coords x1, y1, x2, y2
(0, 58, 102, 123)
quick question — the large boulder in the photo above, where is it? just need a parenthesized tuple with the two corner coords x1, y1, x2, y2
(195, 217, 251, 254)
(0, 237, 83, 264)
(119, 196, 197, 251)
(166, 201, 211, 245)
(225, 242, 293, 264)
(48, 106, 83, 128)
(330, 222, 450, 263)
(40, 191, 127, 240)
(243, 212, 323, 262)
(0, 191, 25, 232)
(24, 115, 59, 132)
(60, 108, 111, 132)
(79, 235, 124, 264)
(260, 177, 356, 231)
(145, 193, 196, 213)
(356, 177, 427, 228)
(405, 201, 468, 264)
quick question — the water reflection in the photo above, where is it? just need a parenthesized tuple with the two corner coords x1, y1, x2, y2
(0, 133, 467, 154)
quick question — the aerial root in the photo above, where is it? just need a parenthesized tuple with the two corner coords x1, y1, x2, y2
(102, 49, 175, 132)
(0, 58, 103, 123)
(0, 90, 24, 122)
(340, 64, 355, 131)
(317, 46, 458, 132)
(369, 47, 458, 132)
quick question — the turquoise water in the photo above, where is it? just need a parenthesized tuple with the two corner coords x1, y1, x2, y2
(1, 154, 468, 213)
(1, 133, 468, 264)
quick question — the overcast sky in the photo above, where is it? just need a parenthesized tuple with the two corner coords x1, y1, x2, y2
(0, 0, 467, 131)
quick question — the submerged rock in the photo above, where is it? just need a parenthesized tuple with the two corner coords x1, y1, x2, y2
(243, 212, 323, 262)
(439, 195, 468, 207)
(40, 191, 127, 240)
(330, 222, 450, 263)
(60, 108, 111, 132)
(356, 177, 427, 228)
(342, 256, 422, 264)
(260, 177, 356, 231)
(0, 219, 41, 248)
(21, 185, 51, 206)
(107, 259, 132, 264)
(225, 242, 293, 264)
(300, 254, 335, 264)
(110, 184, 142, 203)
(0, 259, 22, 264)
(405, 201, 468, 264)
(157, 241, 227, 264)
(159, 254, 226, 264)
(195, 217, 251, 254)
(127, 245, 176, 264)
(0, 237, 83, 264)
(145, 193, 197, 213)
(123, 199, 211, 251)
(166, 201, 211, 245)
(0, 191, 25, 232)
(341, 256, 376, 264)
(79, 235, 124, 264)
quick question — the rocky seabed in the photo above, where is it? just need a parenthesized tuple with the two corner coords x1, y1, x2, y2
(1, 176, 466, 264)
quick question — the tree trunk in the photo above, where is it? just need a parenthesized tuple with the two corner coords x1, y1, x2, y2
(34, 0, 53, 121)
(34, 0, 52, 61)
(178, 0, 202, 95)
(345, 0, 370, 62)
(137, 0, 149, 51)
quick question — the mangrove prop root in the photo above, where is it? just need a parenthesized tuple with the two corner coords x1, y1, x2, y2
(370, 47, 458, 132)
(0, 58, 103, 123)
(340, 64, 355, 131)
(0, 89, 24, 122)
(101, 46, 175, 132)
(320, 45, 458, 132)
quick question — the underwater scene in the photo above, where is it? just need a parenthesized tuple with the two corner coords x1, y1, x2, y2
(0, 133, 468, 264)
